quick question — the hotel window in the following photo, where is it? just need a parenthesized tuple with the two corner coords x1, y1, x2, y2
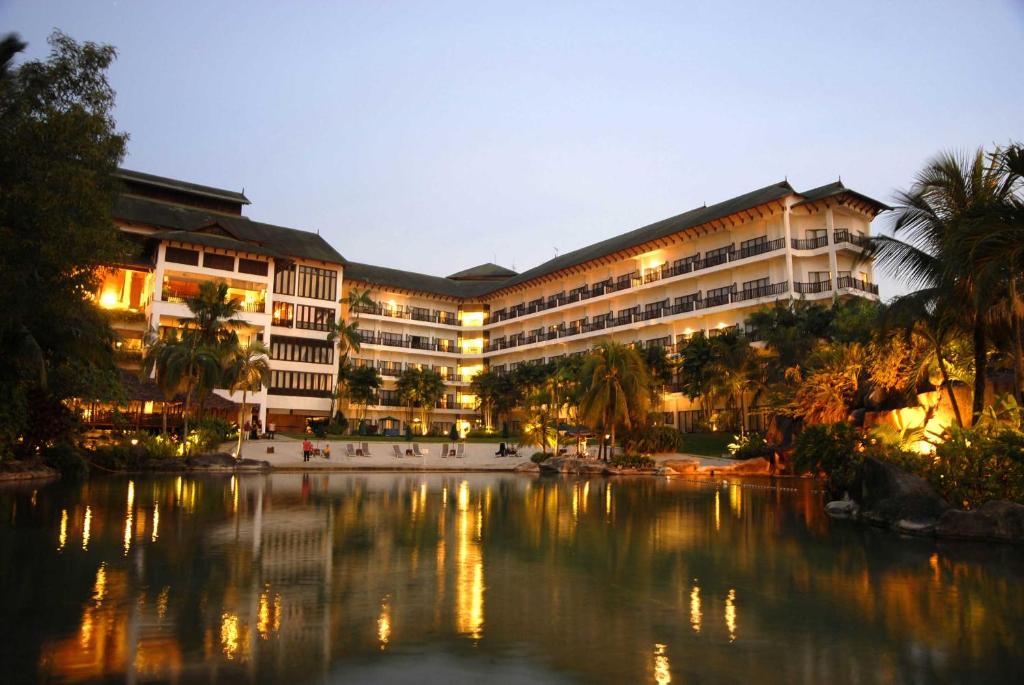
(296, 265, 338, 301)
(272, 302, 294, 327)
(274, 263, 296, 295)
(706, 285, 734, 303)
(742, 277, 770, 292)
(238, 258, 269, 276)
(294, 304, 335, 331)
(269, 370, 332, 397)
(809, 228, 827, 239)
(809, 271, 830, 283)
(739, 235, 768, 254)
(165, 246, 199, 266)
(706, 245, 733, 262)
(270, 336, 334, 365)
(202, 252, 235, 271)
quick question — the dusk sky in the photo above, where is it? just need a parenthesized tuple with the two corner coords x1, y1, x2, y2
(4, 1, 1023, 298)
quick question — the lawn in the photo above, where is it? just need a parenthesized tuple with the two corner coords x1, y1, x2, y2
(679, 432, 734, 457)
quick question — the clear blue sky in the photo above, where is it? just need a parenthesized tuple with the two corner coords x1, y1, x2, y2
(4, 1, 1023, 298)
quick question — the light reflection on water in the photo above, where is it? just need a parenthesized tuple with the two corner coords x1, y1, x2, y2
(0, 473, 1022, 683)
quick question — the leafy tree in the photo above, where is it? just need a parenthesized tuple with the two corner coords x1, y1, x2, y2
(0, 31, 128, 458)
(140, 327, 183, 435)
(346, 365, 382, 430)
(675, 333, 717, 416)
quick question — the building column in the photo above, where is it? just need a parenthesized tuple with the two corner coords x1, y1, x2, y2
(825, 207, 839, 291)
(782, 202, 796, 300)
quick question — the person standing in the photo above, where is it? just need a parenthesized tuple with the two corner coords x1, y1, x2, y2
(302, 437, 313, 462)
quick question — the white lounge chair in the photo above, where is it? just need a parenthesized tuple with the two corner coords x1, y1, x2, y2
(455, 442, 465, 458)
(361, 442, 373, 457)
(345, 443, 357, 458)
(441, 443, 451, 458)
(392, 445, 403, 458)
(412, 443, 426, 458)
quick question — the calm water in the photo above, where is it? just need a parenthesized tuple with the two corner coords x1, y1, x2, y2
(0, 473, 1022, 684)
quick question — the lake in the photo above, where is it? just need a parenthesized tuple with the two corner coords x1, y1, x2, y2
(0, 473, 1021, 683)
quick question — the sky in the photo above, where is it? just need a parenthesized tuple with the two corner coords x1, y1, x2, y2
(4, 1, 1023, 299)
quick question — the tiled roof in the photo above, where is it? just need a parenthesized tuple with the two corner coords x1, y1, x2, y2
(114, 195, 344, 264)
(447, 262, 519, 280)
(343, 261, 495, 299)
(794, 181, 891, 211)
(116, 168, 250, 205)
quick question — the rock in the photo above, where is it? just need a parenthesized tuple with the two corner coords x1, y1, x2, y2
(237, 458, 272, 470)
(186, 452, 238, 468)
(893, 519, 935, 536)
(852, 457, 950, 527)
(728, 457, 771, 475)
(935, 500, 1024, 543)
(513, 461, 540, 473)
(604, 466, 658, 475)
(825, 499, 859, 519)
(662, 459, 700, 474)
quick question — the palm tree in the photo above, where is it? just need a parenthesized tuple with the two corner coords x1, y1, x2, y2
(327, 317, 364, 421)
(225, 340, 271, 457)
(346, 364, 382, 430)
(396, 367, 422, 433)
(140, 327, 182, 435)
(579, 342, 652, 461)
(417, 368, 446, 434)
(707, 333, 761, 436)
(344, 286, 376, 318)
(867, 148, 1016, 420)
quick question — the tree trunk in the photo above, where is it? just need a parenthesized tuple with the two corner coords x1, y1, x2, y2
(236, 389, 247, 458)
(609, 424, 616, 463)
(161, 401, 168, 436)
(935, 347, 964, 429)
(972, 317, 987, 422)
(183, 381, 193, 455)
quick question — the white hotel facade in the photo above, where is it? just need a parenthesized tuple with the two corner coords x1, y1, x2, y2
(97, 169, 885, 434)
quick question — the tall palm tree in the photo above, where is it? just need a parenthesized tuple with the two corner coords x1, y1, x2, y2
(346, 364, 382, 430)
(707, 334, 761, 436)
(579, 342, 651, 461)
(396, 367, 422, 433)
(327, 317, 363, 421)
(344, 286, 376, 318)
(225, 339, 271, 457)
(417, 368, 446, 434)
(867, 148, 1016, 420)
(140, 327, 182, 435)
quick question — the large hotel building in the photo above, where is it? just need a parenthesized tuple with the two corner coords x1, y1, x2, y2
(97, 169, 885, 434)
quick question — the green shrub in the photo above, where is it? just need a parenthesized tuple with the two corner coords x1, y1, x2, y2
(727, 432, 772, 460)
(43, 441, 88, 479)
(190, 416, 236, 452)
(622, 425, 685, 453)
(792, 423, 864, 496)
(531, 452, 549, 464)
(928, 427, 1024, 507)
(609, 454, 656, 469)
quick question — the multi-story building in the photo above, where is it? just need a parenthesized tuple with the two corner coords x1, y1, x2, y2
(97, 170, 886, 435)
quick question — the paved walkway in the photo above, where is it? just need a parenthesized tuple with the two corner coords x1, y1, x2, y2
(236, 436, 737, 472)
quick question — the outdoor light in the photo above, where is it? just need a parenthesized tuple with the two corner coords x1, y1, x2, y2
(131, 438, 139, 446)
(99, 290, 118, 308)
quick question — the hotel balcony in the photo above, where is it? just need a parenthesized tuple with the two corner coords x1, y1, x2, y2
(837, 275, 879, 294)
(357, 331, 459, 354)
(488, 238, 787, 325)
(353, 303, 460, 326)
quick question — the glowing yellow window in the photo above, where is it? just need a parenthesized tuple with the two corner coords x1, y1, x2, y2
(461, 311, 485, 327)
(461, 337, 484, 354)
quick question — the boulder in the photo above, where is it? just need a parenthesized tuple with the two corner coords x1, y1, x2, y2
(825, 499, 859, 519)
(935, 500, 1024, 543)
(728, 457, 771, 475)
(186, 452, 238, 468)
(662, 459, 700, 474)
(604, 465, 658, 476)
(852, 457, 950, 527)
(538, 457, 601, 475)
(513, 461, 540, 473)
(237, 458, 272, 470)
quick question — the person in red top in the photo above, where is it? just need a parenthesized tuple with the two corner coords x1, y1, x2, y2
(302, 438, 313, 462)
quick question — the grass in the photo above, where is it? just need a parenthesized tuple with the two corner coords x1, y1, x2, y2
(679, 431, 734, 457)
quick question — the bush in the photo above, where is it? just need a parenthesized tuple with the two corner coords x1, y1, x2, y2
(308, 417, 330, 439)
(727, 432, 772, 460)
(609, 454, 656, 469)
(928, 427, 1024, 507)
(43, 441, 88, 479)
(792, 423, 864, 496)
(531, 451, 549, 464)
(192, 416, 236, 452)
(89, 433, 179, 470)
(622, 425, 685, 453)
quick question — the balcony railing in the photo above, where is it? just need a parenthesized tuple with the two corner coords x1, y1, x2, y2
(791, 235, 828, 250)
(836, 276, 879, 294)
(794, 279, 832, 294)
(353, 303, 460, 326)
(487, 238, 786, 325)
(833, 229, 870, 248)
(358, 333, 460, 353)
(482, 283, 789, 353)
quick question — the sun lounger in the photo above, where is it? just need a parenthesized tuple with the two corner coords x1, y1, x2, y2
(392, 445, 403, 458)
(346, 444, 357, 458)
(412, 443, 426, 458)
(441, 443, 450, 457)
(361, 442, 372, 457)
(455, 442, 465, 458)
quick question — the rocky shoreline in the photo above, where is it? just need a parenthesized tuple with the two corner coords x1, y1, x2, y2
(537, 455, 773, 477)
(826, 457, 1024, 545)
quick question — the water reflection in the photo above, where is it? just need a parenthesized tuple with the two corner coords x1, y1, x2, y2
(0, 474, 1022, 683)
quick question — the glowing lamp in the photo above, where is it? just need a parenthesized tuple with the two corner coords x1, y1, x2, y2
(99, 291, 118, 309)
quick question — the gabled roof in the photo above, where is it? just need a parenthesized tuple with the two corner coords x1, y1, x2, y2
(114, 195, 344, 264)
(794, 181, 891, 212)
(486, 181, 797, 294)
(447, 262, 518, 280)
(148, 230, 286, 260)
(116, 168, 250, 205)
(344, 261, 494, 300)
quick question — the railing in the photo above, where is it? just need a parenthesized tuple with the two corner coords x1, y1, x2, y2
(836, 276, 879, 294)
(238, 300, 266, 313)
(358, 333, 461, 353)
(834, 229, 870, 248)
(791, 235, 828, 250)
(487, 239, 786, 325)
(794, 280, 832, 294)
(732, 281, 788, 302)
(353, 303, 461, 325)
